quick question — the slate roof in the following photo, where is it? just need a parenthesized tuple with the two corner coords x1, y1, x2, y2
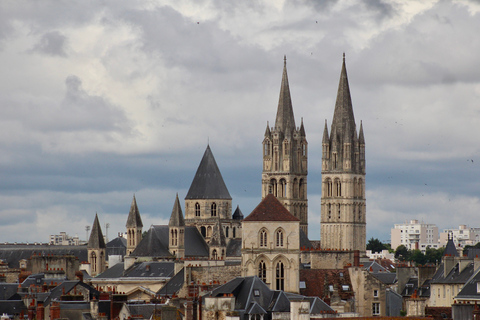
(274, 56, 296, 134)
(96, 262, 125, 279)
(124, 262, 174, 278)
(125, 304, 156, 319)
(0, 284, 21, 300)
(431, 262, 475, 284)
(207, 276, 334, 318)
(243, 194, 300, 222)
(168, 194, 185, 227)
(364, 261, 388, 273)
(185, 145, 232, 200)
(226, 239, 242, 257)
(371, 272, 397, 285)
(0, 301, 27, 317)
(456, 267, 480, 300)
(232, 205, 244, 220)
(444, 236, 459, 257)
(44, 280, 99, 306)
(300, 229, 313, 249)
(130, 225, 209, 258)
(126, 195, 143, 228)
(106, 237, 126, 257)
(157, 268, 185, 296)
(88, 214, 106, 249)
(0, 244, 88, 268)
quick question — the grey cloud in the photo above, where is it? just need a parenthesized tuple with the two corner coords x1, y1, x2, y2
(30, 31, 68, 57)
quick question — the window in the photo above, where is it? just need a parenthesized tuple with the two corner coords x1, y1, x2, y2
(212, 249, 218, 260)
(254, 289, 260, 297)
(373, 290, 378, 297)
(260, 229, 268, 247)
(225, 226, 229, 238)
(372, 302, 380, 315)
(211, 202, 217, 216)
(276, 262, 285, 291)
(195, 203, 200, 216)
(258, 261, 266, 283)
(328, 204, 331, 219)
(276, 229, 284, 247)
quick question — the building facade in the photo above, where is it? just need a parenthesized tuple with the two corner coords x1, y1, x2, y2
(262, 57, 308, 234)
(320, 54, 366, 253)
(391, 219, 439, 252)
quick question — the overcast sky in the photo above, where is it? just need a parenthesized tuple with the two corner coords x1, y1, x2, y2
(0, 0, 479, 245)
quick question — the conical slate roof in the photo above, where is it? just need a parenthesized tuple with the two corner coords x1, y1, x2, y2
(126, 195, 143, 228)
(209, 219, 226, 247)
(169, 194, 185, 227)
(232, 205, 244, 220)
(444, 233, 458, 257)
(243, 194, 299, 222)
(331, 54, 356, 142)
(88, 214, 106, 249)
(274, 56, 296, 133)
(185, 145, 232, 200)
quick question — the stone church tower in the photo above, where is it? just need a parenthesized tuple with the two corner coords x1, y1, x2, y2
(320, 54, 366, 253)
(184, 145, 242, 241)
(262, 57, 308, 234)
(87, 213, 106, 277)
(169, 194, 185, 259)
(126, 195, 143, 255)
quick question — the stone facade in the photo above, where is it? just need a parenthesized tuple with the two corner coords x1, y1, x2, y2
(262, 58, 308, 234)
(320, 55, 366, 254)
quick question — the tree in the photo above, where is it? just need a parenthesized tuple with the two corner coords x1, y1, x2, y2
(395, 245, 410, 261)
(425, 246, 444, 264)
(366, 237, 386, 253)
(411, 249, 427, 265)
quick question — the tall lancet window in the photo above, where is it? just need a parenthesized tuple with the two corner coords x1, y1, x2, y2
(276, 262, 285, 291)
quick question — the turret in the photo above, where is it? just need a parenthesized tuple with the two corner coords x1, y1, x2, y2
(87, 214, 106, 277)
(169, 194, 185, 259)
(125, 195, 143, 255)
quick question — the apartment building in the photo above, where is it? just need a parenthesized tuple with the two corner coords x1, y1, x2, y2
(391, 220, 439, 252)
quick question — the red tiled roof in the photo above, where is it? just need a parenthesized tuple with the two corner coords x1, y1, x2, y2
(300, 269, 354, 301)
(243, 194, 299, 222)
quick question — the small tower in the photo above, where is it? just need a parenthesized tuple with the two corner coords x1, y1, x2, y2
(184, 145, 241, 240)
(262, 56, 308, 234)
(169, 194, 185, 259)
(209, 219, 227, 260)
(126, 195, 143, 255)
(320, 54, 366, 253)
(87, 213, 106, 277)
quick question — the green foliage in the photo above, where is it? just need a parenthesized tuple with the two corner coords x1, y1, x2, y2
(395, 245, 410, 261)
(395, 245, 444, 265)
(366, 237, 386, 253)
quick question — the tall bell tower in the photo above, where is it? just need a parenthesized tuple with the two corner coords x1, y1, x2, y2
(262, 56, 308, 234)
(320, 54, 366, 253)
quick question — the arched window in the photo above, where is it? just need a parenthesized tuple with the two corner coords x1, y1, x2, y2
(358, 179, 363, 198)
(200, 226, 206, 237)
(174, 229, 178, 246)
(211, 203, 217, 217)
(195, 202, 200, 216)
(334, 179, 341, 197)
(91, 252, 97, 273)
(225, 226, 229, 238)
(328, 204, 332, 219)
(258, 260, 266, 283)
(269, 179, 277, 196)
(276, 229, 284, 247)
(233, 227, 236, 238)
(207, 226, 212, 237)
(212, 249, 218, 260)
(259, 229, 268, 247)
(279, 179, 286, 198)
(326, 179, 332, 197)
(276, 261, 285, 291)
(293, 178, 298, 198)
(299, 179, 305, 199)
(302, 143, 306, 156)
(338, 204, 341, 219)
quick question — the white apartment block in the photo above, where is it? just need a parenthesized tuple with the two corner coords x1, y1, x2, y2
(391, 219, 439, 252)
(49, 232, 82, 245)
(440, 225, 480, 247)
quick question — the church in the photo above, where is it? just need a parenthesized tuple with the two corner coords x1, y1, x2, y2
(86, 54, 366, 304)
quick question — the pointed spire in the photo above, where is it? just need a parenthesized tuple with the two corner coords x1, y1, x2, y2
(264, 121, 271, 137)
(126, 194, 143, 228)
(232, 205, 244, 220)
(88, 213, 106, 249)
(275, 56, 296, 133)
(299, 118, 306, 137)
(359, 120, 365, 144)
(322, 120, 329, 144)
(185, 145, 232, 200)
(331, 53, 355, 142)
(169, 194, 185, 227)
(209, 219, 226, 247)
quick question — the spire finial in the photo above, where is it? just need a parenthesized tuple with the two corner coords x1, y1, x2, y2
(284, 55, 286, 66)
(343, 52, 345, 61)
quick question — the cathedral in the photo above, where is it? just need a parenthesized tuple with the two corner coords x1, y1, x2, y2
(86, 54, 366, 292)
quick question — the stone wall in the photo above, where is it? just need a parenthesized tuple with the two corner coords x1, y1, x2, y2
(310, 251, 355, 269)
